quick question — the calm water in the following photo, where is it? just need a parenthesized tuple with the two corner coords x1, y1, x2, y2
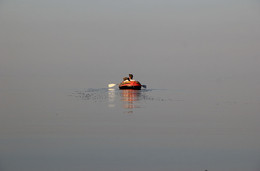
(1, 83, 260, 171)
(1, 0, 260, 170)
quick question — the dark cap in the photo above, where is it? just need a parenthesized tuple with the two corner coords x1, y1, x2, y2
(129, 74, 133, 79)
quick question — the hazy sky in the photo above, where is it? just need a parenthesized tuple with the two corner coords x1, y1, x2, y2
(1, 2, 260, 170)
(1, 0, 260, 88)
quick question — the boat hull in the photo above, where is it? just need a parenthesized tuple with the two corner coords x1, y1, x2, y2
(119, 81, 142, 90)
(119, 86, 141, 90)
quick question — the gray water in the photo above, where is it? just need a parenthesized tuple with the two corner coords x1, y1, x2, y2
(1, 0, 260, 170)
(1, 85, 260, 171)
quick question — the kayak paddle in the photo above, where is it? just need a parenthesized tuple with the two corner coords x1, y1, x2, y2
(108, 83, 146, 89)
(108, 83, 117, 88)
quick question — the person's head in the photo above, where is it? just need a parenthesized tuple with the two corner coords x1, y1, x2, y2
(129, 74, 133, 79)
(123, 77, 129, 81)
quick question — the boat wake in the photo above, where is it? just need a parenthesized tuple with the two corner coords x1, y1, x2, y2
(70, 88, 173, 102)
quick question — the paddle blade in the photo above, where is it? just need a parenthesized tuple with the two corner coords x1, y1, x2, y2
(108, 83, 117, 88)
(142, 85, 147, 89)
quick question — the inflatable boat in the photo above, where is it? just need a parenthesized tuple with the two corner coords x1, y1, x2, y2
(119, 81, 142, 90)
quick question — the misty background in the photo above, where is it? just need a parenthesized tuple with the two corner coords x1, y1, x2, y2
(1, 0, 260, 171)
(1, 0, 260, 89)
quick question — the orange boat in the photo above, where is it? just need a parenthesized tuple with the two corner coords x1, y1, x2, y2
(119, 81, 142, 90)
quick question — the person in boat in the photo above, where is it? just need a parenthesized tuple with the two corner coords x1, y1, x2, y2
(129, 74, 135, 81)
(122, 77, 130, 83)
(119, 74, 142, 89)
(128, 74, 142, 85)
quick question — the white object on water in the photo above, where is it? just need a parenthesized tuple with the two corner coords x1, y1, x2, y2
(108, 83, 117, 88)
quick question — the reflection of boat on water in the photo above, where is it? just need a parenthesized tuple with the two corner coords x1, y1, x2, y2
(120, 89, 141, 109)
(74, 88, 172, 112)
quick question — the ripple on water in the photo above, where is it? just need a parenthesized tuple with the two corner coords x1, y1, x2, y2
(70, 88, 176, 103)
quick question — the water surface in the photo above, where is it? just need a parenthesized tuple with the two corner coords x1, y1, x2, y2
(1, 86, 260, 171)
(1, 0, 260, 170)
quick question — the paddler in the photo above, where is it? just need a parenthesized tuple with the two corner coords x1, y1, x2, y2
(122, 77, 130, 83)
(129, 74, 135, 81)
